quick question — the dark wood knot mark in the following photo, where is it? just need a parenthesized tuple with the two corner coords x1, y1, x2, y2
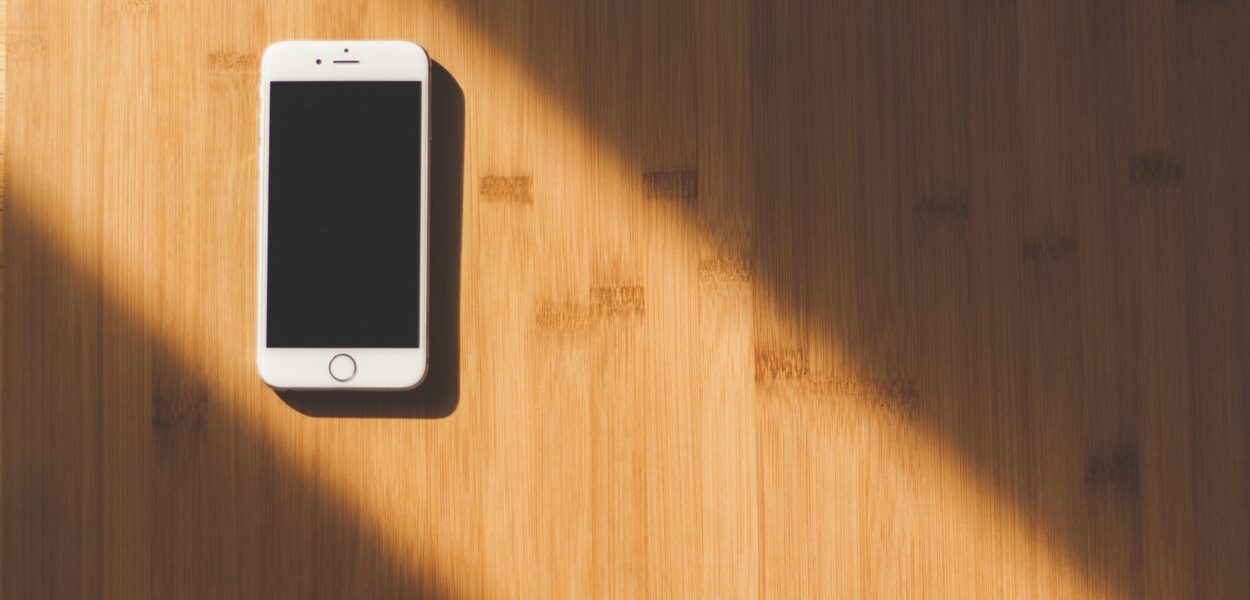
(698, 258, 752, 285)
(1085, 445, 1140, 489)
(643, 170, 697, 203)
(1023, 235, 1077, 260)
(1129, 153, 1183, 187)
(151, 386, 207, 431)
(913, 192, 969, 221)
(207, 52, 259, 73)
(754, 349, 808, 382)
(535, 300, 591, 331)
(590, 286, 644, 318)
(807, 377, 920, 418)
(151, 353, 207, 431)
(480, 175, 533, 203)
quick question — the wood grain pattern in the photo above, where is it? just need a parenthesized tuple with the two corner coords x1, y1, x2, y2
(4, 0, 1249, 597)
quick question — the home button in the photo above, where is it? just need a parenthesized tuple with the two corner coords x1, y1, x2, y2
(329, 354, 356, 382)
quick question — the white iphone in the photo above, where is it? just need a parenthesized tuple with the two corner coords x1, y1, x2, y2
(257, 41, 430, 390)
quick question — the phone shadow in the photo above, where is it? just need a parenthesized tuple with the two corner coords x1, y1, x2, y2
(277, 61, 464, 420)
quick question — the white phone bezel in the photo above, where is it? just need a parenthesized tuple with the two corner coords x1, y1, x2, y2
(256, 40, 430, 390)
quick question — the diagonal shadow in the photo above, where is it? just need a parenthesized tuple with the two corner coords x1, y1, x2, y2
(1, 66, 467, 599)
(420, 0, 1250, 596)
(3, 184, 461, 598)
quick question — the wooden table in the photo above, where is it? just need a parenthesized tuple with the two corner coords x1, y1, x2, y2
(4, 0, 1248, 597)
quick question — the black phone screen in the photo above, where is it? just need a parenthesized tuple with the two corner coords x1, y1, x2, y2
(266, 81, 422, 348)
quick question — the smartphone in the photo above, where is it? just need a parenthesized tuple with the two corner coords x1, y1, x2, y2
(256, 41, 430, 390)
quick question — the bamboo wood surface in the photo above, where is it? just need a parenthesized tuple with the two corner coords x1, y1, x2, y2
(4, 0, 1249, 598)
